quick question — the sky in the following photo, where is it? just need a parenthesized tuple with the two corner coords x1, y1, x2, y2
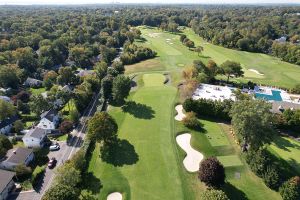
(0, 0, 299, 5)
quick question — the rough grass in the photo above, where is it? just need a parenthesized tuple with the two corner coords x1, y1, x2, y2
(269, 136, 300, 174)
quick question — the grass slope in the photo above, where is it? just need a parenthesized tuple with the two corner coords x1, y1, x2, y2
(184, 28, 300, 88)
(87, 74, 185, 200)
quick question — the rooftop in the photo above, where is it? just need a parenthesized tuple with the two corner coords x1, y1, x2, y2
(271, 101, 300, 114)
(40, 109, 58, 122)
(5, 147, 33, 165)
(26, 127, 47, 139)
(0, 115, 18, 129)
(0, 169, 15, 192)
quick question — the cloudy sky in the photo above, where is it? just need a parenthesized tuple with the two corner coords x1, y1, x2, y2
(0, 0, 299, 4)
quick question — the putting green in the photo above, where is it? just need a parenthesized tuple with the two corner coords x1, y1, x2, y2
(203, 121, 230, 147)
(142, 73, 165, 87)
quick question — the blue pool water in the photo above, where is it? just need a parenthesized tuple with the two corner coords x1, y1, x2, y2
(255, 90, 282, 101)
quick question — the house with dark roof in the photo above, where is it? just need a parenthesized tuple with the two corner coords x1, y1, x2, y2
(22, 127, 47, 148)
(271, 101, 300, 114)
(0, 115, 18, 135)
(0, 96, 11, 103)
(0, 147, 34, 171)
(37, 109, 59, 131)
(23, 77, 43, 88)
(0, 169, 15, 200)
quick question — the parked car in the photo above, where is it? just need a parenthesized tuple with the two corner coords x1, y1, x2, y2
(48, 157, 57, 169)
(49, 144, 60, 151)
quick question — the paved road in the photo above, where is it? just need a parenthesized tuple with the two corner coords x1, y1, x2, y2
(9, 92, 100, 200)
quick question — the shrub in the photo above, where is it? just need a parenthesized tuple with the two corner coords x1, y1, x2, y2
(280, 176, 300, 200)
(31, 165, 46, 187)
(59, 120, 73, 134)
(199, 157, 225, 188)
(42, 184, 79, 200)
(15, 164, 32, 178)
(201, 189, 229, 200)
(182, 112, 202, 129)
(262, 165, 281, 190)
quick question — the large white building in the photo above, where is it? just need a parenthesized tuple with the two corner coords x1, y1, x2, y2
(23, 127, 47, 148)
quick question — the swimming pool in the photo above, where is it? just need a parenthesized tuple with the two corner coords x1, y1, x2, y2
(255, 90, 282, 101)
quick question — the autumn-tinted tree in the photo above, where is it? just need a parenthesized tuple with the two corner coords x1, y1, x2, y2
(220, 60, 244, 83)
(87, 112, 118, 143)
(198, 157, 225, 188)
(59, 120, 73, 134)
(182, 112, 201, 129)
(112, 75, 131, 104)
(182, 66, 198, 80)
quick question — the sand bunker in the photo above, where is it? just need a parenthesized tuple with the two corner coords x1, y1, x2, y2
(107, 192, 122, 200)
(175, 105, 186, 121)
(249, 69, 264, 76)
(176, 133, 204, 172)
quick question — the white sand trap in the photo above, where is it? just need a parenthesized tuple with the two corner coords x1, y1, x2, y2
(169, 42, 174, 45)
(107, 192, 122, 200)
(249, 69, 264, 76)
(176, 133, 204, 172)
(175, 105, 186, 121)
(148, 33, 161, 38)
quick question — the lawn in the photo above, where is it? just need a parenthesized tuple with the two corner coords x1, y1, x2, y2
(269, 136, 300, 174)
(175, 119, 281, 200)
(184, 28, 300, 89)
(87, 74, 186, 200)
(61, 98, 76, 119)
(29, 87, 46, 95)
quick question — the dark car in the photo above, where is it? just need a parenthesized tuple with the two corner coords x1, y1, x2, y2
(48, 157, 57, 169)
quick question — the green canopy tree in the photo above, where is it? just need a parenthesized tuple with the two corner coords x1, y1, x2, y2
(42, 184, 79, 200)
(220, 60, 244, 83)
(112, 75, 131, 104)
(0, 100, 16, 120)
(194, 46, 204, 56)
(29, 94, 51, 115)
(230, 99, 275, 151)
(87, 112, 118, 143)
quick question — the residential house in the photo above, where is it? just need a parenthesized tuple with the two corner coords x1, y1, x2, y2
(0, 148, 34, 170)
(0, 115, 18, 135)
(61, 85, 73, 93)
(37, 109, 59, 131)
(275, 36, 287, 43)
(22, 127, 47, 148)
(0, 96, 11, 103)
(76, 69, 96, 77)
(23, 77, 43, 88)
(0, 169, 15, 200)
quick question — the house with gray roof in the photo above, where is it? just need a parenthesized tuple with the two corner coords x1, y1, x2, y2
(0, 148, 34, 171)
(22, 127, 47, 148)
(23, 77, 43, 88)
(271, 101, 300, 114)
(0, 115, 18, 135)
(37, 109, 59, 131)
(0, 169, 15, 200)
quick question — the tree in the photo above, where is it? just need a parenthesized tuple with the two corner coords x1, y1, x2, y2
(101, 75, 113, 100)
(201, 189, 229, 200)
(0, 99, 16, 120)
(280, 176, 300, 200)
(185, 40, 195, 49)
(43, 71, 58, 90)
(112, 75, 131, 104)
(59, 120, 73, 134)
(15, 164, 32, 178)
(57, 67, 77, 85)
(220, 60, 244, 83)
(29, 94, 50, 115)
(230, 99, 275, 151)
(198, 157, 225, 188)
(0, 65, 20, 88)
(94, 61, 108, 80)
(181, 80, 198, 99)
(180, 34, 187, 43)
(195, 46, 204, 56)
(13, 120, 24, 134)
(54, 164, 81, 187)
(79, 190, 97, 200)
(182, 66, 198, 80)
(42, 184, 79, 200)
(87, 112, 118, 143)
(0, 135, 12, 158)
(70, 108, 80, 124)
(112, 61, 125, 74)
(182, 112, 201, 129)
(206, 60, 219, 81)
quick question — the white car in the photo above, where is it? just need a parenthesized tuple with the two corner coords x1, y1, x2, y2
(49, 144, 60, 151)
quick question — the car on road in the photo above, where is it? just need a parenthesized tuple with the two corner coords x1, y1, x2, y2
(48, 157, 57, 169)
(49, 144, 60, 151)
